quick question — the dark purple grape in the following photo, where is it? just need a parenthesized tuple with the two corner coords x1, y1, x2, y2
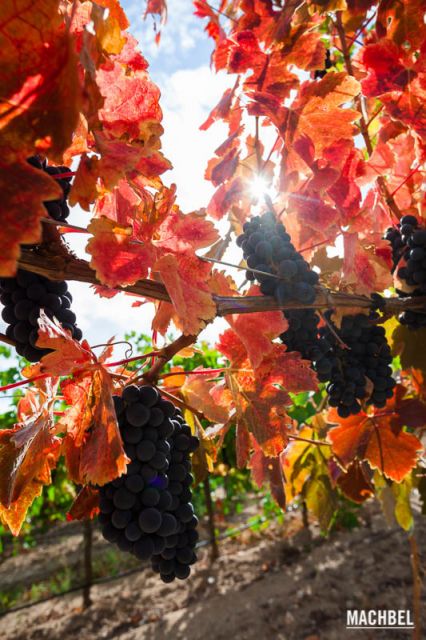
(126, 402, 150, 427)
(113, 487, 136, 510)
(157, 513, 178, 536)
(138, 508, 162, 533)
(125, 475, 144, 493)
(138, 385, 159, 407)
(111, 509, 132, 529)
(125, 522, 142, 542)
(133, 536, 155, 559)
(136, 440, 156, 462)
(102, 524, 120, 543)
(141, 488, 160, 507)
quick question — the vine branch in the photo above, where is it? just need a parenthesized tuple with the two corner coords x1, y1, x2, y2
(142, 334, 198, 385)
(17, 247, 426, 318)
(0, 333, 16, 348)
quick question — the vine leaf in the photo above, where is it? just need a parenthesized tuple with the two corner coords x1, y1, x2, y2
(1, 0, 81, 275)
(154, 253, 216, 335)
(34, 313, 127, 486)
(391, 325, 426, 375)
(36, 311, 95, 375)
(328, 407, 423, 483)
(0, 163, 61, 276)
(0, 378, 60, 535)
(1, 0, 80, 157)
(336, 461, 374, 504)
(156, 208, 219, 252)
(227, 289, 288, 369)
(60, 367, 128, 486)
(250, 437, 286, 509)
(217, 328, 317, 458)
(67, 485, 100, 521)
(288, 72, 361, 157)
(87, 216, 155, 288)
(97, 60, 162, 140)
(282, 426, 314, 504)
(361, 40, 410, 97)
(182, 373, 231, 424)
(211, 273, 288, 368)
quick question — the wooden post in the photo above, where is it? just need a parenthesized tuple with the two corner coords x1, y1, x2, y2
(82, 519, 93, 609)
(409, 534, 422, 640)
(203, 477, 219, 561)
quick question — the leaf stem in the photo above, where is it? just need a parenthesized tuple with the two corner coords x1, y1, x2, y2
(160, 367, 225, 379)
(287, 434, 331, 447)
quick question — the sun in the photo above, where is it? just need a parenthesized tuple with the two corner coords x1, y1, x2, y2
(249, 174, 272, 201)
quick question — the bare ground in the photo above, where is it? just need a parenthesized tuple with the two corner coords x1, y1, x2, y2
(1, 505, 425, 640)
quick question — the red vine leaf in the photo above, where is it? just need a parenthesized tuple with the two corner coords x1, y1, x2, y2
(250, 438, 286, 508)
(1, 0, 81, 157)
(97, 61, 162, 140)
(212, 276, 288, 368)
(361, 40, 410, 97)
(228, 303, 288, 369)
(336, 461, 374, 504)
(0, 379, 60, 534)
(36, 311, 94, 376)
(156, 209, 219, 252)
(255, 344, 319, 393)
(60, 368, 128, 486)
(0, 162, 61, 276)
(290, 72, 361, 156)
(87, 216, 155, 288)
(216, 328, 248, 368)
(222, 355, 292, 457)
(154, 253, 216, 334)
(67, 485, 100, 521)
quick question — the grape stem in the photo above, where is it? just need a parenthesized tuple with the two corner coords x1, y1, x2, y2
(287, 434, 331, 447)
(142, 334, 198, 385)
(319, 311, 350, 350)
(154, 385, 205, 420)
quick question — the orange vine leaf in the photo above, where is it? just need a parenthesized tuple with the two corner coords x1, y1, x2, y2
(328, 407, 423, 483)
(0, 378, 60, 534)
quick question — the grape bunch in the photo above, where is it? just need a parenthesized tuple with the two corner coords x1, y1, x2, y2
(27, 155, 73, 222)
(385, 214, 426, 329)
(0, 270, 82, 361)
(98, 385, 199, 583)
(316, 312, 395, 418)
(236, 211, 320, 358)
(237, 212, 396, 416)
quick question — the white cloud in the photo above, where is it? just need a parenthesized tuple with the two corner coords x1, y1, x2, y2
(158, 65, 230, 210)
(123, 0, 208, 64)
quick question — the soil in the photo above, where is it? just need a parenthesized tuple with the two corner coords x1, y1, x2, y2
(1, 504, 425, 640)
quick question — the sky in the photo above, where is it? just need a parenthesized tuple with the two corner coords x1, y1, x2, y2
(1, 1, 235, 373)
